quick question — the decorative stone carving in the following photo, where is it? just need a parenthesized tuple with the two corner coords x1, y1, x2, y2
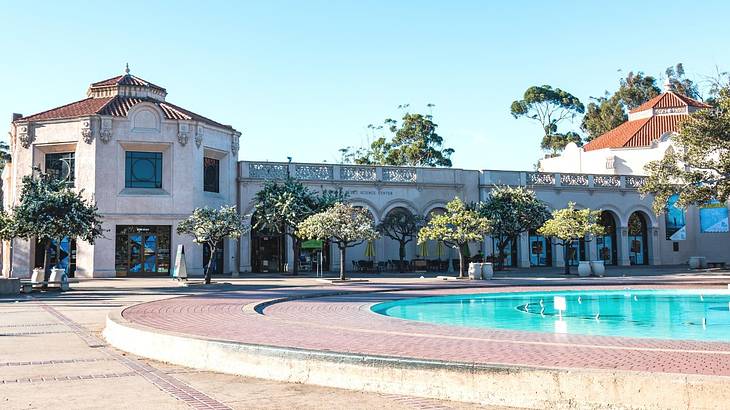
(527, 172, 555, 185)
(593, 175, 621, 188)
(626, 176, 647, 189)
(249, 163, 287, 179)
(177, 123, 190, 146)
(340, 166, 376, 181)
(17, 123, 34, 148)
(560, 173, 588, 186)
(195, 125, 204, 148)
(295, 165, 332, 180)
(383, 167, 417, 183)
(99, 118, 113, 143)
(231, 133, 240, 155)
(81, 120, 94, 144)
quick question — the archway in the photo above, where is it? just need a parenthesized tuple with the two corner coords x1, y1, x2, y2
(598, 211, 618, 265)
(380, 207, 418, 272)
(528, 229, 552, 267)
(628, 212, 649, 265)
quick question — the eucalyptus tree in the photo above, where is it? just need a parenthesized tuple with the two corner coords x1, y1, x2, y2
(177, 205, 248, 284)
(377, 208, 425, 272)
(417, 197, 490, 279)
(297, 203, 379, 280)
(11, 170, 104, 279)
(477, 186, 550, 270)
(537, 202, 604, 275)
(642, 86, 730, 214)
(510, 85, 585, 155)
(252, 178, 346, 274)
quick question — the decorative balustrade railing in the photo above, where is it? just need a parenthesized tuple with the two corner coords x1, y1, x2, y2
(560, 173, 589, 186)
(527, 172, 556, 185)
(295, 165, 333, 180)
(626, 176, 648, 189)
(249, 163, 288, 180)
(383, 167, 417, 183)
(340, 166, 377, 181)
(593, 175, 621, 188)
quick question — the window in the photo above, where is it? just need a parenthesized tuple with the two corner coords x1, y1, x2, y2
(45, 152, 75, 186)
(203, 157, 220, 193)
(125, 151, 162, 188)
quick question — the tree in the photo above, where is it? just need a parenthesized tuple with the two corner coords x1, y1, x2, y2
(297, 203, 379, 280)
(581, 94, 627, 141)
(340, 108, 454, 167)
(252, 178, 346, 274)
(417, 197, 490, 279)
(641, 86, 730, 214)
(511, 85, 585, 155)
(665, 63, 700, 100)
(537, 202, 604, 275)
(615, 71, 661, 110)
(11, 170, 104, 279)
(377, 209, 425, 272)
(177, 205, 248, 284)
(477, 186, 550, 270)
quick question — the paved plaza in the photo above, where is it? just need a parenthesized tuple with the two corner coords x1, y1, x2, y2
(2, 267, 730, 409)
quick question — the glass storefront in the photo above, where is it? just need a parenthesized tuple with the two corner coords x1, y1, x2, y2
(528, 231, 551, 267)
(598, 211, 618, 265)
(203, 240, 224, 274)
(628, 213, 648, 265)
(566, 238, 586, 266)
(34, 238, 76, 277)
(491, 236, 517, 267)
(115, 225, 171, 276)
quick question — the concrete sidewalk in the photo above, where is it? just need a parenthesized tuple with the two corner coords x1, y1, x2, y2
(0, 277, 489, 410)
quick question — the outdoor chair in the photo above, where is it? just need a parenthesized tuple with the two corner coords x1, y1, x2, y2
(377, 261, 387, 272)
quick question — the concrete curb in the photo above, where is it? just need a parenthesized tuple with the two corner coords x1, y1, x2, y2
(104, 309, 730, 409)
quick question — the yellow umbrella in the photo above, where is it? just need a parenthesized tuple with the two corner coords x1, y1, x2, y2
(364, 240, 376, 260)
(419, 241, 429, 257)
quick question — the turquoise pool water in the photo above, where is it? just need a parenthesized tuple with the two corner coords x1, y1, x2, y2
(371, 289, 730, 342)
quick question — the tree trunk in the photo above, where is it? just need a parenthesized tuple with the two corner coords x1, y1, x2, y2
(398, 242, 406, 273)
(205, 242, 215, 284)
(457, 248, 466, 279)
(497, 241, 507, 271)
(42, 240, 52, 283)
(563, 241, 570, 275)
(292, 237, 301, 275)
(339, 246, 347, 281)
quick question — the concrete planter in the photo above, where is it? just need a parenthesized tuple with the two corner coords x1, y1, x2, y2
(688, 256, 706, 269)
(577, 261, 591, 277)
(467, 263, 482, 280)
(481, 263, 493, 280)
(0, 278, 20, 295)
(590, 260, 605, 277)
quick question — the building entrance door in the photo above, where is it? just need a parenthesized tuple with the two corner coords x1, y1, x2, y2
(115, 225, 171, 276)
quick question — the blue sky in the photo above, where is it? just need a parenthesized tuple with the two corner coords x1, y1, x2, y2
(2, 1, 729, 170)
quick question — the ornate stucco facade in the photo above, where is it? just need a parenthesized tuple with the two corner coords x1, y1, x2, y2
(3, 69, 241, 278)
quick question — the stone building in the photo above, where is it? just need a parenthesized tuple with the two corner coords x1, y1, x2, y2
(3, 67, 241, 278)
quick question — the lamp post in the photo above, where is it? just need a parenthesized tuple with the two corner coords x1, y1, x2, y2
(286, 156, 292, 178)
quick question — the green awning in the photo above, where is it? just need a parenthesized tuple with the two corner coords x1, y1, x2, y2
(301, 240, 323, 249)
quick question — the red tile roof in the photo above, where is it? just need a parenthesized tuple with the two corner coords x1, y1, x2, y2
(583, 114, 686, 151)
(629, 91, 711, 113)
(90, 74, 166, 92)
(16, 74, 233, 130)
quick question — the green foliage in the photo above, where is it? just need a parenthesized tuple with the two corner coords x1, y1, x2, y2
(0, 141, 10, 172)
(11, 170, 104, 271)
(297, 202, 379, 280)
(377, 208, 425, 271)
(615, 71, 661, 110)
(477, 186, 550, 269)
(340, 108, 454, 167)
(177, 205, 248, 283)
(665, 63, 700, 100)
(642, 86, 730, 214)
(252, 178, 346, 273)
(538, 202, 604, 274)
(581, 94, 627, 141)
(511, 85, 585, 154)
(418, 197, 490, 278)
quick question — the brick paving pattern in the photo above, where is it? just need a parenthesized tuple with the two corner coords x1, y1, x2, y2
(123, 281, 730, 377)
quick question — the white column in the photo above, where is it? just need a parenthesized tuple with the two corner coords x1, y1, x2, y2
(650, 227, 661, 265)
(519, 232, 530, 268)
(554, 242, 565, 268)
(619, 227, 631, 266)
(586, 238, 599, 262)
(286, 235, 294, 273)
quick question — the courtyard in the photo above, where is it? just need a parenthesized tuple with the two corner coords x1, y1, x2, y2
(2, 267, 729, 409)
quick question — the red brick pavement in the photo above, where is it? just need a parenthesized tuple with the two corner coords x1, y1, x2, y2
(121, 282, 730, 377)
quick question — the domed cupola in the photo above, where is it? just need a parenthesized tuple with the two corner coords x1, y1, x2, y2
(86, 64, 167, 101)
